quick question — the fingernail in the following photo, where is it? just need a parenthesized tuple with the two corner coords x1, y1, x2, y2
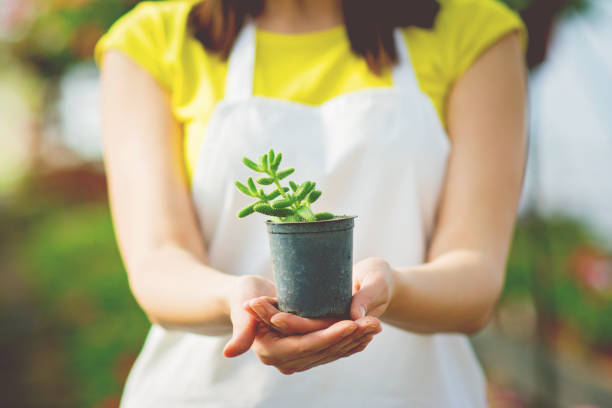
(360, 306, 366, 317)
(364, 328, 377, 335)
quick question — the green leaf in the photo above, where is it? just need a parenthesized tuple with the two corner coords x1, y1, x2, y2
(274, 208, 295, 217)
(268, 149, 275, 165)
(260, 154, 269, 172)
(247, 177, 257, 193)
(272, 198, 293, 209)
(234, 181, 252, 196)
(307, 190, 322, 204)
(237, 203, 257, 218)
(264, 187, 289, 201)
(256, 177, 275, 185)
(304, 181, 316, 196)
(295, 181, 312, 202)
(265, 190, 280, 200)
(282, 214, 301, 222)
(242, 157, 261, 172)
(277, 168, 295, 180)
(259, 188, 266, 198)
(296, 205, 316, 221)
(271, 153, 282, 171)
(314, 212, 335, 221)
(289, 181, 298, 192)
(254, 204, 293, 217)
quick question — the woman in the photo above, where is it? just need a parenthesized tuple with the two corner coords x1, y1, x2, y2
(96, 0, 527, 406)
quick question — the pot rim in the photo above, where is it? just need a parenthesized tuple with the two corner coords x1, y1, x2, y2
(265, 214, 357, 225)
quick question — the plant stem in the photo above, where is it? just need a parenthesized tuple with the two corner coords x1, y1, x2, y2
(268, 168, 289, 201)
(273, 179, 289, 200)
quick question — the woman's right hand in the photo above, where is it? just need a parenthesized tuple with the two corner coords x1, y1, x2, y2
(223, 275, 277, 357)
(241, 297, 382, 374)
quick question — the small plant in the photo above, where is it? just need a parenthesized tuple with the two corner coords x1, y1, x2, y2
(234, 149, 335, 222)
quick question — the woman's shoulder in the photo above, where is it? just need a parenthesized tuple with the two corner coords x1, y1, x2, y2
(432, 0, 527, 49)
(402, 0, 526, 123)
(94, 0, 201, 90)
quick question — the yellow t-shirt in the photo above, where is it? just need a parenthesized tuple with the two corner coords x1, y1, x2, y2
(95, 0, 526, 182)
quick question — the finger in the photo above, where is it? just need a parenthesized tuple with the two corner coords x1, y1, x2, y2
(251, 296, 278, 306)
(278, 316, 382, 372)
(244, 302, 263, 322)
(270, 312, 341, 335)
(301, 335, 374, 372)
(342, 334, 374, 355)
(283, 335, 374, 374)
(248, 298, 284, 331)
(352, 316, 383, 336)
(249, 297, 341, 335)
(254, 320, 358, 360)
(278, 330, 374, 373)
(280, 320, 379, 369)
(350, 283, 382, 320)
(223, 313, 258, 358)
(277, 319, 380, 370)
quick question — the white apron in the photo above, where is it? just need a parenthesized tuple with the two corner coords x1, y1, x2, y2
(120, 23, 486, 407)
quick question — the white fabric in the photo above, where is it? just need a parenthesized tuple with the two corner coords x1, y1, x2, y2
(120, 24, 486, 407)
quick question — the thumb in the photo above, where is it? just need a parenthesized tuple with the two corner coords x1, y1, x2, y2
(223, 308, 257, 358)
(350, 284, 378, 321)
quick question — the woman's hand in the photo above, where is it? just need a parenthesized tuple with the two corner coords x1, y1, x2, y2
(250, 317, 380, 375)
(349, 257, 397, 320)
(244, 298, 381, 375)
(222, 275, 276, 358)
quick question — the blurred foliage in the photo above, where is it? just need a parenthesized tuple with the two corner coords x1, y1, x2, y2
(7, 0, 159, 78)
(21, 204, 148, 405)
(504, 215, 612, 348)
(1, 190, 148, 407)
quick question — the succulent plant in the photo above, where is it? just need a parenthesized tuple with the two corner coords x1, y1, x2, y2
(234, 149, 334, 222)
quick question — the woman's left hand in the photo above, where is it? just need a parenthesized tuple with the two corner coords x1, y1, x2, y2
(349, 257, 397, 320)
(249, 317, 380, 375)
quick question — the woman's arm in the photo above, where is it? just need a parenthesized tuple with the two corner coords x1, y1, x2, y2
(100, 50, 275, 346)
(369, 31, 527, 334)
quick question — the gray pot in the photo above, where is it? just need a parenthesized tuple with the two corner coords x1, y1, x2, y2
(265, 215, 357, 319)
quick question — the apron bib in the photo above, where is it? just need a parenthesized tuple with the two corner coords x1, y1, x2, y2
(120, 23, 486, 408)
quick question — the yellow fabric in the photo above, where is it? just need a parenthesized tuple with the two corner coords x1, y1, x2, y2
(95, 0, 526, 182)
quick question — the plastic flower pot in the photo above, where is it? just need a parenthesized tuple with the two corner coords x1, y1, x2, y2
(265, 215, 357, 319)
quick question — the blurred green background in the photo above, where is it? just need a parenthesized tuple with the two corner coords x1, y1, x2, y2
(1, 0, 611, 407)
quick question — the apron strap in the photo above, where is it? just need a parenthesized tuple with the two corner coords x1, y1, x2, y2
(224, 22, 256, 102)
(391, 29, 420, 95)
(225, 24, 420, 101)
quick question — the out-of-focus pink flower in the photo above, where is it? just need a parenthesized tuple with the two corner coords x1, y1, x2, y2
(570, 247, 612, 293)
(0, 0, 33, 33)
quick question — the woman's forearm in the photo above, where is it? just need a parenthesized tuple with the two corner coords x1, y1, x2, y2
(381, 249, 504, 334)
(127, 244, 238, 335)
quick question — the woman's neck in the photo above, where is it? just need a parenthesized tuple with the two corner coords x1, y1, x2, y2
(256, 0, 343, 33)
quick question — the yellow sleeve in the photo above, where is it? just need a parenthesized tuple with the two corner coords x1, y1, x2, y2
(408, 0, 527, 124)
(94, 1, 174, 90)
(439, 0, 527, 84)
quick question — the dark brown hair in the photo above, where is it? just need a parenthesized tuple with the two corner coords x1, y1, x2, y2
(187, 0, 439, 75)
